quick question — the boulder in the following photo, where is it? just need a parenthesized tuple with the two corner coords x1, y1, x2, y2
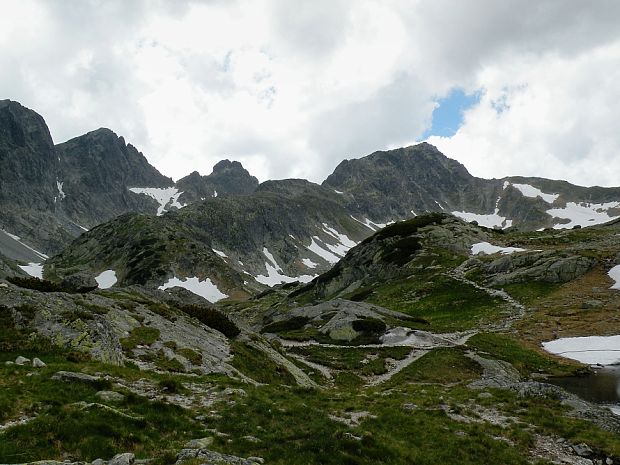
(61, 272, 98, 293)
(108, 453, 135, 465)
(32, 357, 46, 368)
(15, 356, 30, 365)
(52, 371, 102, 386)
(95, 390, 125, 403)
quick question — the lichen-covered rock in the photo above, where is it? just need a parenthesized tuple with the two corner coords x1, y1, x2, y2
(486, 251, 596, 285)
(52, 371, 102, 386)
(176, 448, 262, 465)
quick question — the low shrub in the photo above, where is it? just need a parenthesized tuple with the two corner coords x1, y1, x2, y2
(180, 305, 241, 338)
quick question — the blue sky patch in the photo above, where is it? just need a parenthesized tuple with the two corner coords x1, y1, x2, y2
(422, 88, 481, 139)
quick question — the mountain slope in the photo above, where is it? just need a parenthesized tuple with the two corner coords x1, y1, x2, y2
(46, 179, 370, 300)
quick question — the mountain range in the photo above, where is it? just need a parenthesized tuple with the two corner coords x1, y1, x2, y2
(2, 99, 620, 300)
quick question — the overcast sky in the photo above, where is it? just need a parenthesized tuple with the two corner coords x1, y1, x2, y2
(3, 1, 620, 186)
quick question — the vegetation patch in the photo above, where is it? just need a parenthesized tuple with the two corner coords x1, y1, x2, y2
(261, 316, 310, 334)
(120, 327, 161, 351)
(230, 341, 295, 385)
(466, 333, 583, 377)
(180, 305, 241, 338)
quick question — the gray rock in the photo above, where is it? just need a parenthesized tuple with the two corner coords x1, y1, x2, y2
(5, 360, 14, 365)
(184, 437, 214, 449)
(52, 371, 102, 386)
(108, 453, 135, 465)
(95, 391, 125, 403)
(248, 458, 265, 464)
(176, 448, 258, 465)
(15, 356, 30, 365)
(572, 443, 593, 457)
(581, 300, 603, 309)
(91, 459, 105, 465)
(32, 357, 46, 368)
(61, 272, 98, 293)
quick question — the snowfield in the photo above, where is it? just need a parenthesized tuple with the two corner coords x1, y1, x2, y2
(609, 265, 620, 290)
(452, 209, 512, 229)
(547, 202, 620, 229)
(158, 276, 228, 303)
(505, 182, 559, 204)
(543, 335, 620, 365)
(18, 262, 43, 279)
(255, 247, 315, 286)
(95, 270, 117, 289)
(471, 242, 526, 255)
(129, 187, 186, 216)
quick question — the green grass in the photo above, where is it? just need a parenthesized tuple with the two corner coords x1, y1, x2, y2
(466, 333, 583, 377)
(290, 346, 410, 376)
(230, 341, 296, 385)
(388, 347, 482, 386)
(366, 275, 503, 332)
(498, 282, 561, 305)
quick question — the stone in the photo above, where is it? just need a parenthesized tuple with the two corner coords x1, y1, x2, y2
(61, 272, 99, 293)
(478, 392, 493, 399)
(95, 391, 125, 403)
(32, 357, 46, 368)
(108, 452, 135, 465)
(175, 448, 258, 465)
(248, 458, 265, 464)
(52, 371, 102, 386)
(91, 459, 105, 465)
(184, 437, 214, 449)
(15, 356, 30, 365)
(581, 300, 603, 309)
(5, 361, 14, 365)
(572, 443, 592, 457)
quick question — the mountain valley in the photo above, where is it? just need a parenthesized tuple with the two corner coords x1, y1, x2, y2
(2, 101, 620, 464)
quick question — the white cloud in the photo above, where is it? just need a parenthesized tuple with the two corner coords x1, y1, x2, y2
(2, 0, 620, 186)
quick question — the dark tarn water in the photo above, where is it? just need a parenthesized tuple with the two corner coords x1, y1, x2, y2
(547, 366, 620, 409)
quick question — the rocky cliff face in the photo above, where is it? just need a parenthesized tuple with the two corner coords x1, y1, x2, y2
(56, 128, 175, 230)
(0, 100, 71, 253)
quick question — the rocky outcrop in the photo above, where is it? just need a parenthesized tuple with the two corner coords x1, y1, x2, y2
(0, 281, 234, 373)
(177, 159, 259, 204)
(486, 252, 596, 285)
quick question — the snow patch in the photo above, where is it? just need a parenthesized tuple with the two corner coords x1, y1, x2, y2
(255, 248, 315, 286)
(471, 242, 526, 255)
(547, 202, 620, 229)
(334, 190, 344, 194)
(19, 262, 43, 279)
(322, 223, 357, 248)
(302, 258, 318, 269)
(158, 276, 228, 303)
(56, 180, 66, 200)
(350, 215, 393, 231)
(507, 182, 559, 203)
(129, 187, 186, 216)
(213, 190, 218, 198)
(608, 265, 620, 290)
(543, 335, 620, 365)
(212, 249, 228, 258)
(306, 237, 341, 264)
(452, 210, 512, 229)
(95, 270, 117, 289)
